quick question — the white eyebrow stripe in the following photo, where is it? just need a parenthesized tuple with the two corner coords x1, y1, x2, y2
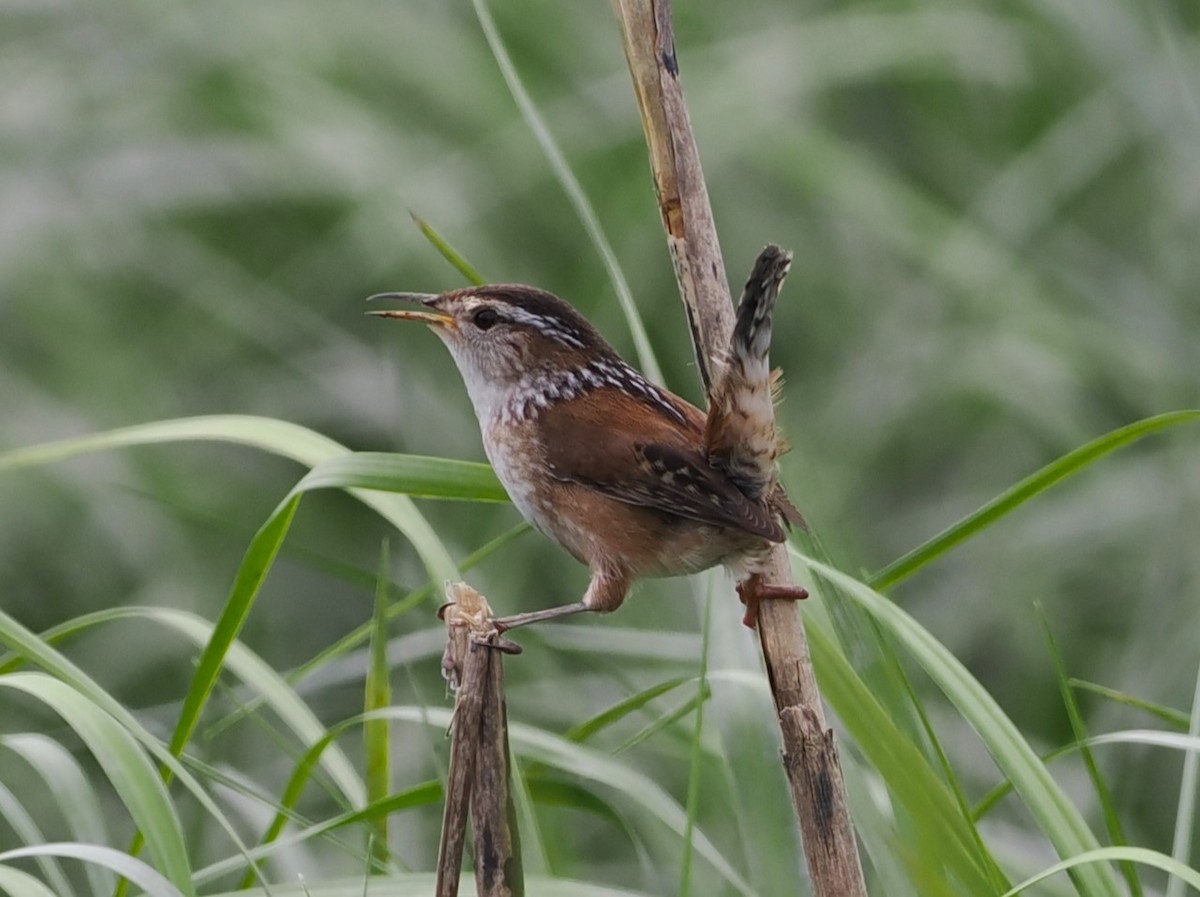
(500, 306, 587, 348)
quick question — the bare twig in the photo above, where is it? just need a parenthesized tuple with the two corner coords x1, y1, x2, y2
(610, 3, 868, 895)
(436, 583, 524, 897)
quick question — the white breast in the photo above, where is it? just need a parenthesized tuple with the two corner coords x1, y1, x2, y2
(482, 420, 556, 539)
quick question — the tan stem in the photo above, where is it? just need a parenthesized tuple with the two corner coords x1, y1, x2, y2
(611, 3, 868, 895)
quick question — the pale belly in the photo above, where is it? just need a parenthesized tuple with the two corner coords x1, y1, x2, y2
(483, 424, 571, 549)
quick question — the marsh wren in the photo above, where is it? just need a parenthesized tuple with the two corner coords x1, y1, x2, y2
(370, 245, 806, 629)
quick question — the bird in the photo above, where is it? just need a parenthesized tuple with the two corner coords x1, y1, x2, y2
(369, 244, 807, 630)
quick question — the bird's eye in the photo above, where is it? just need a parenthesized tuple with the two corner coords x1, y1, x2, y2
(472, 308, 501, 331)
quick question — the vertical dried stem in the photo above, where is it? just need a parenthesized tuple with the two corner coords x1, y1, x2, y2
(471, 640, 524, 896)
(611, 3, 868, 895)
(435, 636, 485, 897)
(436, 583, 525, 897)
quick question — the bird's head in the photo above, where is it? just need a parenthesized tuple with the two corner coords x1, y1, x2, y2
(369, 285, 618, 418)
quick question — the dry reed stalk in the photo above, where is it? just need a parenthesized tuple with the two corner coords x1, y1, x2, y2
(610, 3, 868, 894)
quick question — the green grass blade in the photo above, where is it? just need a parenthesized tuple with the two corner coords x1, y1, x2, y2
(0, 415, 347, 471)
(1039, 606, 1143, 897)
(129, 608, 366, 809)
(0, 845, 187, 897)
(1087, 730, 1200, 752)
(168, 451, 463, 812)
(510, 754, 551, 876)
(471, 0, 664, 384)
(680, 587, 713, 897)
(365, 541, 394, 872)
(410, 212, 486, 285)
(0, 782, 75, 897)
(295, 452, 506, 502)
(976, 730, 1200, 822)
(563, 677, 694, 744)
(0, 674, 194, 896)
(1069, 680, 1191, 729)
(870, 410, 1200, 590)
(1167, 661, 1200, 897)
(614, 689, 710, 757)
(0, 864, 60, 897)
(808, 558, 1125, 897)
(237, 728, 348, 889)
(804, 616, 1002, 894)
(169, 492, 301, 760)
(0, 734, 111, 895)
(206, 780, 496, 885)
(0, 610, 260, 880)
(1000, 846, 1200, 897)
(1041, 606, 1142, 892)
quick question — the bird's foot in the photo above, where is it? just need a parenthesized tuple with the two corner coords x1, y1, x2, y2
(493, 601, 590, 633)
(736, 574, 809, 629)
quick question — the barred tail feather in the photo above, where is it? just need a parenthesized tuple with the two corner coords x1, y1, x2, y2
(704, 245, 794, 502)
(731, 244, 792, 369)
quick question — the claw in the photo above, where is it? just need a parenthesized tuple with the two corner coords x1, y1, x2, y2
(737, 573, 809, 629)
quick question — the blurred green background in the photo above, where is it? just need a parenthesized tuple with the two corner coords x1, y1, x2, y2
(1, 0, 1198, 893)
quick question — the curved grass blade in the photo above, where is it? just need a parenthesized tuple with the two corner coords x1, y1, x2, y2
(0, 674, 194, 896)
(0, 734, 110, 895)
(170, 451, 474, 807)
(0, 415, 345, 471)
(807, 558, 1125, 897)
(0, 415, 508, 578)
(0, 610, 258, 858)
(871, 410, 1200, 590)
(1069, 680, 1190, 729)
(1000, 846, 1200, 897)
(0, 845, 187, 897)
(201, 783, 444, 884)
(976, 730, 1200, 822)
(564, 677, 694, 744)
(0, 782, 75, 897)
(803, 617, 1004, 894)
(296, 452, 505, 502)
(0, 864, 59, 897)
(0, 605, 364, 823)
(614, 687, 711, 757)
(1168, 660, 1200, 897)
(169, 491, 300, 761)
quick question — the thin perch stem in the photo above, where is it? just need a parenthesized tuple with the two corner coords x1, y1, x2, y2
(436, 582, 525, 897)
(611, 2, 868, 895)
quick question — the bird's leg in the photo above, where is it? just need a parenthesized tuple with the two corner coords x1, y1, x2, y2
(493, 602, 590, 633)
(737, 573, 809, 629)
(493, 566, 632, 633)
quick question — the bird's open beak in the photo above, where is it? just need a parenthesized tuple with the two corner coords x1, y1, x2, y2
(366, 292, 456, 329)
